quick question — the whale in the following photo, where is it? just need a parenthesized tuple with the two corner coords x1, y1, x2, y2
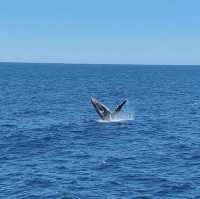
(91, 97, 127, 121)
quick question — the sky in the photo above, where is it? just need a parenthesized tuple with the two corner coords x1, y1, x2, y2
(0, 0, 200, 64)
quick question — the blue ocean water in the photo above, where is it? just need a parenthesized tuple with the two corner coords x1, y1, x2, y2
(0, 63, 200, 199)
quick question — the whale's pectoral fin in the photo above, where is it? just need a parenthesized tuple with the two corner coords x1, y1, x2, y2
(91, 97, 111, 120)
(111, 100, 127, 117)
(98, 103, 111, 116)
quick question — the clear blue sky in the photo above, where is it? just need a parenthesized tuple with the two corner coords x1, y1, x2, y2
(0, 0, 200, 64)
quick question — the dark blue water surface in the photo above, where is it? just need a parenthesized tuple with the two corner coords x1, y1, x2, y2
(0, 63, 200, 199)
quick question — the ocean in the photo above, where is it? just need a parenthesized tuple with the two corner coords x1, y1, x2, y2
(0, 62, 200, 199)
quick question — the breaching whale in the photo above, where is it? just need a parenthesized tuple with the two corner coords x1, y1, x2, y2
(91, 97, 127, 121)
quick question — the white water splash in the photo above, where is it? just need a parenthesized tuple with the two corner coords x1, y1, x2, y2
(97, 112, 135, 123)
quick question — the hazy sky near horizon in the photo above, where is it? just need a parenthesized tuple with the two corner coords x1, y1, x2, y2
(0, 0, 200, 64)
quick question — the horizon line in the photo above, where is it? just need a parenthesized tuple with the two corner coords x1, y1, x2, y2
(0, 61, 200, 66)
